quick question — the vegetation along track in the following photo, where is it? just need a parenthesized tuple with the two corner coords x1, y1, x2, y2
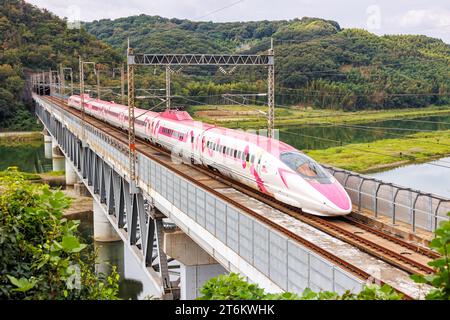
(44, 95, 438, 297)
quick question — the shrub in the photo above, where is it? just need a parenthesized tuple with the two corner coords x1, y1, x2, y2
(0, 168, 120, 300)
(411, 212, 450, 300)
(197, 273, 402, 300)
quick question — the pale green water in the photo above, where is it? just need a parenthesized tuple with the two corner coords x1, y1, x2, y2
(0, 140, 52, 172)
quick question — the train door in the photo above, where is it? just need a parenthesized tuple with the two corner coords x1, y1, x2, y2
(119, 112, 125, 129)
(145, 118, 151, 136)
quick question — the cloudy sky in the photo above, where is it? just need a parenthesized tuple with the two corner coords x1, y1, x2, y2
(27, 0, 450, 42)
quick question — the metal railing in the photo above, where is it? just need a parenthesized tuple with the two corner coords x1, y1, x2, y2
(324, 165, 450, 232)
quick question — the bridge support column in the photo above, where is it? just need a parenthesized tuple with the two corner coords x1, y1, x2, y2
(180, 264, 226, 300)
(65, 158, 79, 186)
(164, 230, 227, 300)
(93, 200, 121, 242)
(44, 131, 52, 159)
(74, 182, 90, 197)
(51, 138, 65, 172)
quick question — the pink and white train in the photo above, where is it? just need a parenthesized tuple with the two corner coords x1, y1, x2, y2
(68, 94, 352, 216)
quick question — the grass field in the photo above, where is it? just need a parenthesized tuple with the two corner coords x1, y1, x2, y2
(305, 130, 450, 172)
(186, 104, 450, 129)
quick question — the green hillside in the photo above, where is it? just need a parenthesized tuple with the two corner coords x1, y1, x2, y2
(0, 0, 121, 130)
(85, 15, 450, 111)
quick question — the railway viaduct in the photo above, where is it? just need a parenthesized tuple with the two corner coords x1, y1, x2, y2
(31, 73, 450, 300)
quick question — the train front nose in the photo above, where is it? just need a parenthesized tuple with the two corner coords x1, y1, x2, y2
(309, 180, 352, 214)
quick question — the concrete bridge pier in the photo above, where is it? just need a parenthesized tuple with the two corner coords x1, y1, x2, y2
(51, 138, 65, 172)
(65, 158, 79, 186)
(164, 230, 227, 300)
(93, 200, 121, 242)
(44, 131, 52, 159)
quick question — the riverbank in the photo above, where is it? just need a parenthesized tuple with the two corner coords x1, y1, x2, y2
(0, 131, 42, 146)
(306, 130, 450, 173)
(187, 104, 450, 129)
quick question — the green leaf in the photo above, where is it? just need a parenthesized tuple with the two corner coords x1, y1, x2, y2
(61, 235, 86, 253)
(6, 275, 37, 292)
(410, 274, 426, 284)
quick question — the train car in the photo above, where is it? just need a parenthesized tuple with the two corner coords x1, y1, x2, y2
(68, 94, 352, 216)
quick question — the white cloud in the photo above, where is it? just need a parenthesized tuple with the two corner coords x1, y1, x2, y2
(399, 9, 450, 29)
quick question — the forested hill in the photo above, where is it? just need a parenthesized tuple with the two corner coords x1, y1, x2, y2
(0, 0, 121, 130)
(85, 15, 450, 110)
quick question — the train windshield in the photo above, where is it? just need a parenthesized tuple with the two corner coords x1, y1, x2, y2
(280, 152, 333, 184)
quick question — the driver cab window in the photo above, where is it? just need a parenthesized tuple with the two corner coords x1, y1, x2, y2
(280, 152, 332, 183)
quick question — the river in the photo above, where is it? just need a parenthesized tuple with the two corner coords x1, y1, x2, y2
(371, 156, 450, 198)
(279, 114, 450, 150)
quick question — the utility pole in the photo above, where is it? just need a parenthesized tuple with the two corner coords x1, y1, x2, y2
(69, 68, 74, 96)
(42, 72, 45, 95)
(49, 69, 53, 96)
(121, 63, 125, 105)
(60, 64, 64, 96)
(79, 59, 96, 137)
(96, 65, 100, 100)
(267, 37, 275, 139)
(79, 56, 86, 139)
(165, 65, 171, 110)
(127, 39, 137, 182)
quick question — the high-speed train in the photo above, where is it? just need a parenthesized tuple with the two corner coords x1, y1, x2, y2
(68, 94, 351, 216)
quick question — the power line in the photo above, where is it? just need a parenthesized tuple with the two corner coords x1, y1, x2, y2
(395, 118, 450, 126)
(334, 123, 435, 133)
(197, 0, 245, 19)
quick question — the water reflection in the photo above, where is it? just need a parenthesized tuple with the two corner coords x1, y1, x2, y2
(0, 140, 52, 172)
(279, 115, 450, 150)
(78, 219, 158, 300)
(372, 157, 450, 198)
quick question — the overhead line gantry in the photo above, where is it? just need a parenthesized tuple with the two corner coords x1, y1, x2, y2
(126, 40, 275, 187)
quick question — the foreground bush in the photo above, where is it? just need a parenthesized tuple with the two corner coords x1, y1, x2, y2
(0, 168, 119, 300)
(197, 273, 402, 300)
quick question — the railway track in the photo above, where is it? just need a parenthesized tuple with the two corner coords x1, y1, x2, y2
(194, 168, 439, 276)
(43, 95, 438, 298)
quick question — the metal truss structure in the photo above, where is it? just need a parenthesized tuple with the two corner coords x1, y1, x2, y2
(127, 43, 137, 184)
(36, 103, 178, 299)
(127, 41, 275, 137)
(132, 53, 271, 66)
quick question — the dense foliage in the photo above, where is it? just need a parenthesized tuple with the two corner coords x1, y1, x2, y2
(0, 168, 120, 299)
(85, 15, 450, 111)
(0, 0, 121, 130)
(197, 273, 402, 300)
